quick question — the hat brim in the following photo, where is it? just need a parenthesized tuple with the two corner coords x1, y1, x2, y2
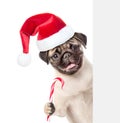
(36, 26, 74, 51)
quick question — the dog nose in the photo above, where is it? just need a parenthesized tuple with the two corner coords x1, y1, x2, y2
(63, 52, 71, 59)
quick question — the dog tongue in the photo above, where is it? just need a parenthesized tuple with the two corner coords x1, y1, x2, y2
(66, 64, 76, 70)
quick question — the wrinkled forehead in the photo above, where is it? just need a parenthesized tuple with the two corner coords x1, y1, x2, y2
(48, 37, 80, 56)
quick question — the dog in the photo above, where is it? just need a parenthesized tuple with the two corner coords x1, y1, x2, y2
(39, 32, 93, 123)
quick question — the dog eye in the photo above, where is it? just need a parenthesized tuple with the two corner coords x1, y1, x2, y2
(52, 53, 59, 60)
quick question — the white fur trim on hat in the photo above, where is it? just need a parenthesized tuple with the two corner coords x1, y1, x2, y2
(36, 26, 74, 51)
(17, 53, 31, 66)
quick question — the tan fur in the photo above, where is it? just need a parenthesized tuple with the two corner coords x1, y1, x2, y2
(51, 56, 93, 123)
(48, 38, 81, 57)
(43, 33, 92, 123)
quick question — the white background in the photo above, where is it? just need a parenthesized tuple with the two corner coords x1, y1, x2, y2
(0, 0, 92, 123)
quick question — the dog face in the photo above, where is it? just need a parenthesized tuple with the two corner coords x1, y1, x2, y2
(39, 32, 87, 75)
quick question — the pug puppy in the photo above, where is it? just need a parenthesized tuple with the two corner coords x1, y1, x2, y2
(39, 32, 93, 123)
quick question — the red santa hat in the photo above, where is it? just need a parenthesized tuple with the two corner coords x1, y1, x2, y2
(18, 13, 74, 66)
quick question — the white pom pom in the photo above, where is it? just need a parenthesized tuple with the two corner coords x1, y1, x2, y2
(17, 53, 31, 66)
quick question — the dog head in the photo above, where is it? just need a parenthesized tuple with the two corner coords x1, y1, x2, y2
(39, 32, 87, 75)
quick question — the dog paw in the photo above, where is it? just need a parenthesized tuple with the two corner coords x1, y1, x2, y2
(44, 102, 55, 115)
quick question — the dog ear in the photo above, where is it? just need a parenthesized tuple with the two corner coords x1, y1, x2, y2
(39, 51, 49, 64)
(74, 32, 87, 48)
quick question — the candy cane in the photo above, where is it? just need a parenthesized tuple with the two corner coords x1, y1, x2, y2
(47, 77, 64, 121)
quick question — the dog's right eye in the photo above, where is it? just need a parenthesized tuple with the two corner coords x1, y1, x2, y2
(52, 53, 59, 60)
